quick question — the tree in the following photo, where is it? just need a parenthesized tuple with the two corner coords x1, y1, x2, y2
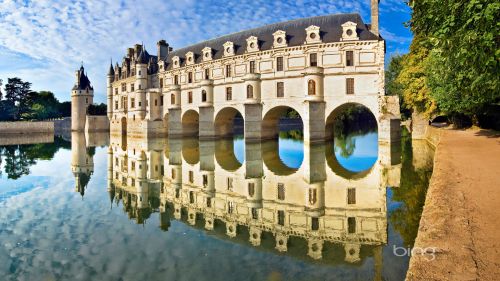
(4, 78, 35, 120)
(386, 54, 412, 119)
(0, 78, 3, 100)
(26, 91, 61, 120)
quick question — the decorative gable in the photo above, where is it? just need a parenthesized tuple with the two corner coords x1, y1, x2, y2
(341, 21, 359, 41)
(172, 56, 180, 68)
(202, 47, 212, 61)
(223, 41, 235, 57)
(305, 25, 321, 44)
(185, 51, 194, 65)
(246, 36, 259, 52)
(272, 30, 287, 48)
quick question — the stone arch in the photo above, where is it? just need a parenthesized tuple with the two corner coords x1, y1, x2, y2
(214, 107, 244, 138)
(262, 105, 304, 140)
(182, 110, 199, 137)
(325, 102, 378, 141)
(182, 138, 200, 165)
(325, 143, 373, 179)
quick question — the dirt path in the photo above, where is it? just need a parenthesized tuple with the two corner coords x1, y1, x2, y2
(406, 128, 500, 281)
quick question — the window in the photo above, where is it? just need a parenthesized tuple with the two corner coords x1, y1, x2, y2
(189, 171, 194, 183)
(227, 177, 233, 191)
(131, 161, 135, 171)
(188, 91, 193, 104)
(249, 61, 256, 73)
(114, 88, 118, 95)
(228, 202, 234, 214)
(276, 82, 284, 98)
(309, 188, 317, 205)
(115, 101, 118, 110)
(311, 217, 319, 230)
(206, 198, 212, 208)
(121, 83, 126, 92)
(226, 87, 232, 101)
(226, 64, 231, 77)
(246, 85, 253, 99)
(308, 80, 316, 96)
(248, 183, 255, 197)
(138, 101, 142, 107)
(188, 72, 193, 83)
(85, 98, 88, 104)
(189, 191, 194, 203)
(138, 84, 141, 90)
(251, 208, 258, 220)
(203, 174, 208, 187)
(171, 168, 176, 179)
(160, 95, 164, 106)
(276, 56, 283, 71)
(154, 99, 158, 106)
(175, 188, 180, 198)
(310, 53, 317, 66)
(174, 75, 179, 85)
(277, 183, 285, 200)
(277, 210, 285, 226)
(347, 188, 356, 204)
(131, 98, 135, 108)
(171, 94, 175, 104)
(346, 78, 354, 95)
(348, 217, 356, 233)
(346, 51, 354, 66)
(131, 83, 134, 92)
(159, 78, 163, 88)
(204, 68, 210, 79)
(131, 179, 135, 186)
(201, 90, 207, 102)
(138, 70, 142, 75)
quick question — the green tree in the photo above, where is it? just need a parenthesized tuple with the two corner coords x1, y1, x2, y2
(4, 78, 34, 120)
(26, 91, 61, 120)
(386, 54, 412, 119)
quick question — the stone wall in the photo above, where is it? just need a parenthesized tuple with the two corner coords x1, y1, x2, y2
(0, 133, 54, 145)
(0, 121, 54, 134)
(54, 117, 71, 134)
(85, 116, 110, 133)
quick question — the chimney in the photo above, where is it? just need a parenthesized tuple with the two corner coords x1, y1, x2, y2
(157, 40, 169, 59)
(371, 0, 379, 36)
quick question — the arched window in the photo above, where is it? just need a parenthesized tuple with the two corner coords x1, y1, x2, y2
(308, 80, 316, 95)
(247, 85, 254, 99)
(170, 94, 175, 105)
(201, 90, 207, 102)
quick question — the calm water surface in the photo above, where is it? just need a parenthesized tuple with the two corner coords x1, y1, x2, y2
(0, 129, 434, 281)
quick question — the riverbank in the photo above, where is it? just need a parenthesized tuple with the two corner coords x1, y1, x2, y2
(406, 128, 500, 280)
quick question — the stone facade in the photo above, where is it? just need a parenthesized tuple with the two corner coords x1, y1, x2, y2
(108, 2, 400, 143)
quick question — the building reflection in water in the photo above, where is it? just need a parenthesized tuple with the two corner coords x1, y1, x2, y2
(72, 133, 401, 272)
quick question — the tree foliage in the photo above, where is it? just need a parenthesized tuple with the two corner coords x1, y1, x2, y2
(4, 77, 35, 120)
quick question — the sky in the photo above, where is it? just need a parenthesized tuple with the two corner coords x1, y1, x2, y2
(0, 0, 412, 103)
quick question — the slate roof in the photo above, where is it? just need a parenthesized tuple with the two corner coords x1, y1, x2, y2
(73, 65, 94, 91)
(164, 13, 378, 70)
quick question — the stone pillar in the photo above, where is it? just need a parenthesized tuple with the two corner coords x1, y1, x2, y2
(167, 108, 183, 138)
(249, 227, 262, 246)
(303, 101, 325, 144)
(307, 239, 324, 260)
(379, 115, 401, 143)
(244, 103, 263, 142)
(411, 111, 428, 140)
(199, 106, 215, 140)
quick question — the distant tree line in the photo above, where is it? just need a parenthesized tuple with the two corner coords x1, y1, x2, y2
(0, 77, 107, 121)
(386, 0, 499, 129)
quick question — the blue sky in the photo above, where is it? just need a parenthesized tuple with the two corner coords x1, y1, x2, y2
(0, 0, 412, 103)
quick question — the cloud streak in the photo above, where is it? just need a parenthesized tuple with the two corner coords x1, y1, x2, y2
(0, 0, 412, 102)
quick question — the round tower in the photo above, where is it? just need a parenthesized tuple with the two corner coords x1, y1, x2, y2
(107, 61, 115, 120)
(71, 65, 94, 131)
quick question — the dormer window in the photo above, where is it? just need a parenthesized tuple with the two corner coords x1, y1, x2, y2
(172, 56, 180, 68)
(202, 47, 212, 61)
(305, 25, 321, 44)
(341, 21, 359, 41)
(246, 36, 259, 52)
(223, 41, 234, 56)
(273, 30, 287, 48)
(186, 52, 194, 65)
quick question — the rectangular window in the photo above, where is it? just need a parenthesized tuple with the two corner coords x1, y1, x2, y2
(159, 78, 163, 88)
(131, 83, 134, 92)
(121, 83, 126, 92)
(226, 64, 231, 77)
(115, 101, 118, 110)
(202, 90, 207, 102)
(310, 53, 318, 66)
(277, 210, 285, 226)
(189, 171, 194, 183)
(131, 98, 135, 108)
(114, 88, 118, 95)
(138, 70, 141, 75)
(348, 217, 356, 233)
(189, 191, 194, 204)
(188, 91, 193, 104)
(174, 75, 179, 85)
(131, 161, 135, 171)
(228, 202, 234, 214)
(346, 78, 354, 95)
(171, 168, 176, 179)
(160, 95, 164, 106)
(227, 177, 233, 191)
(188, 72, 193, 83)
(138, 101, 142, 107)
(276, 56, 283, 71)
(346, 51, 354, 66)
(204, 68, 210, 79)
(248, 182, 255, 197)
(226, 87, 232, 101)
(249, 61, 256, 73)
(251, 208, 258, 220)
(171, 94, 175, 105)
(154, 99, 158, 106)
(206, 198, 212, 208)
(203, 174, 208, 187)
(311, 217, 319, 230)
(277, 183, 285, 200)
(276, 82, 284, 98)
(138, 84, 141, 90)
(347, 188, 356, 204)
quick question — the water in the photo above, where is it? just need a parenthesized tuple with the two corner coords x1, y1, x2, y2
(0, 129, 434, 281)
